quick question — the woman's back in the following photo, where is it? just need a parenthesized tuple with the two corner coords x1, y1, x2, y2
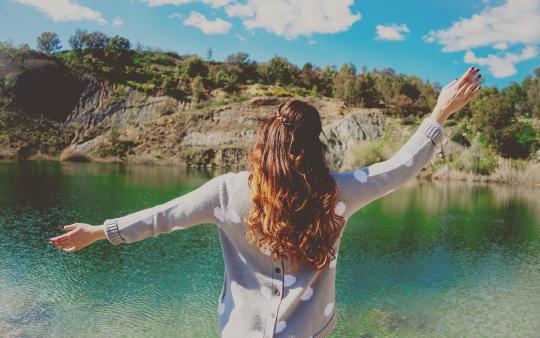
(214, 170, 341, 338)
(202, 115, 442, 337)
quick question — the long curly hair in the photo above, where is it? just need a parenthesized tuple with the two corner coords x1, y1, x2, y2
(246, 100, 345, 272)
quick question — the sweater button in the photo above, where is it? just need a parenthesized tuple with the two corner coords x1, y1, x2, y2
(273, 289, 280, 296)
(275, 267, 281, 273)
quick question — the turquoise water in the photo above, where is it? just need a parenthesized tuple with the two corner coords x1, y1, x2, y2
(0, 162, 539, 337)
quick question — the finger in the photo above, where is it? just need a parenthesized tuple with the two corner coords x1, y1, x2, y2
(463, 86, 481, 103)
(61, 224, 79, 231)
(458, 67, 479, 89)
(56, 236, 71, 245)
(457, 67, 475, 83)
(466, 86, 481, 99)
(464, 82, 477, 96)
(49, 234, 66, 242)
(51, 237, 71, 247)
(469, 74, 482, 91)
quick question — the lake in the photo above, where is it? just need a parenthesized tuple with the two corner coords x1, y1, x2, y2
(0, 161, 539, 337)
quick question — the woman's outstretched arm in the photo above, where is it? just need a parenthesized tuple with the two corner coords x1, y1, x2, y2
(49, 172, 231, 252)
(336, 67, 482, 216)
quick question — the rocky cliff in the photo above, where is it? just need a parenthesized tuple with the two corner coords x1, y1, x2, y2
(66, 95, 390, 171)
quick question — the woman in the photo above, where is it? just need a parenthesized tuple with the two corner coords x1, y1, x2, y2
(49, 67, 482, 338)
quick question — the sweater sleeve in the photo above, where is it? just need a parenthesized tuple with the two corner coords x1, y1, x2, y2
(103, 172, 228, 245)
(336, 116, 444, 218)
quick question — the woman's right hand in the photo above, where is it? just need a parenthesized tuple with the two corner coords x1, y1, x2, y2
(49, 223, 106, 252)
(432, 67, 482, 124)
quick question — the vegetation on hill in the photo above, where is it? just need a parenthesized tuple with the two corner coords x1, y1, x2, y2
(0, 30, 538, 182)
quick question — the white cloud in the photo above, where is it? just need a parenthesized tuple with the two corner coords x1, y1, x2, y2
(375, 23, 409, 41)
(425, 0, 540, 78)
(464, 45, 538, 78)
(493, 41, 508, 50)
(15, 0, 107, 24)
(235, 33, 247, 41)
(183, 11, 231, 34)
(168, 12, 183, 19)
(225, 0, 361, 39)
(112, 16, 124, 26)
(147, 0, 230, 8)
(424, 0, 540, 52)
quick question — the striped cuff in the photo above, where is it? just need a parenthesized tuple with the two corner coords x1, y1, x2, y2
(104, 219, 125, 245)
(419, 117, 443, 145)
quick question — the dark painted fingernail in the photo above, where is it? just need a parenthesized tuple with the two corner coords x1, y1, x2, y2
(478, 74, 481, 78)
(59, 226, 64, 230)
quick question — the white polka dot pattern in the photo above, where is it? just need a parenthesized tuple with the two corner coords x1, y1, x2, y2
(353, 169, 368, 183)
(213, 207, 225, 222)
(276, 320, 287, 333)
(284, 274, 296, 287)
(300, 287, 313, 301)
(334, 201, 346, 216)
(218, 302, 225, 315)
(226, 209, 241, 223)
(324, 302, 334, 316)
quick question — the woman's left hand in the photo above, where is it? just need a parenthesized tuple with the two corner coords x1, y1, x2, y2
(432, 67, 482, 124)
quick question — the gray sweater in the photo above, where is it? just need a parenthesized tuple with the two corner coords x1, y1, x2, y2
(104, 117, 443, 338)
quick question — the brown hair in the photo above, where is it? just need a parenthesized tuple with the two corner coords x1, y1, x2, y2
(245, 100, 345, 272)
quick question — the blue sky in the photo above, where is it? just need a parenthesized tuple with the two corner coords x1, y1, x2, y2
(1, 0, 539, 88)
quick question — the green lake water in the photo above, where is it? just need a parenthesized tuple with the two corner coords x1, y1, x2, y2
(0, 161, 539, 337)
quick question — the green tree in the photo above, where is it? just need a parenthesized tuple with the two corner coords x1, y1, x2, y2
(69, 29, 87, 52)
(191, 76, 206, 103)
(176, 56, 208, 78)
(259, 56, 297, 85)
(37, 32, 62, 54)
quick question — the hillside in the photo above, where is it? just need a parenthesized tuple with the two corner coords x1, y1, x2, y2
(0, 35, 539, 185)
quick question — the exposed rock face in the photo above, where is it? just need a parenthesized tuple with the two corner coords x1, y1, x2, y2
(323, 110, 385, 169)
(67, 95, 387, 169)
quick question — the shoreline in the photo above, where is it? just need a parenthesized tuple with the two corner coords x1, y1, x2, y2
(2, 157, 539, 188)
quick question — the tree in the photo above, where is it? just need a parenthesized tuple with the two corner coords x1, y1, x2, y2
(104, 36, 132, 74)
(176, 56, 208, 78)
(84, 31, 109, 50)
(191, 76, 205, 102)
(299, 63, 315, 89)
(69, 29, 87, 52)
(37, 32, 62, 54)
(332, 64, 357, 104)
(259, 56, 297, 85)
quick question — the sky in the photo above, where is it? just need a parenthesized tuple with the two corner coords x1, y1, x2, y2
(1, 0, 539, 88)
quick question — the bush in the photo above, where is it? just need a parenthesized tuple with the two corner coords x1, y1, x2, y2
(497, 121, 538, 159)
(345, 140, 385, 169)
(452, 139, 498, 175)
(450, 133, 471, 147)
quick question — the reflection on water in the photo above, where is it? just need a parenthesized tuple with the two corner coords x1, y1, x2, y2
(0, 162, 538, 337)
